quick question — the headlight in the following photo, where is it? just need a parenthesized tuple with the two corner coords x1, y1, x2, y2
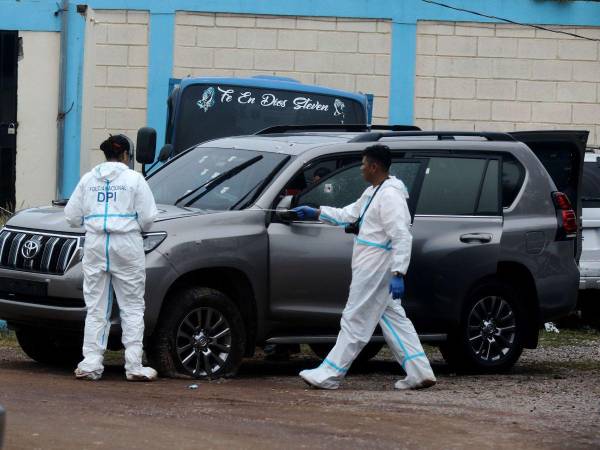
(143, 232, 167, 253)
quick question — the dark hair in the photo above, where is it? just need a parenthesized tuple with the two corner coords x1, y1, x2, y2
(100, 134, 130, 161)
(314, 167, 331, 178)
(362, 144, 391, 171)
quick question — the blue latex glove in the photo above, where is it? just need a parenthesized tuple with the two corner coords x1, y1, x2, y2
(291, 206, 319, 220)
(389, 275, 405, 300)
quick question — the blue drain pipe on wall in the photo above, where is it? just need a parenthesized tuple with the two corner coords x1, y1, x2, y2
(57, 2, 86, 199)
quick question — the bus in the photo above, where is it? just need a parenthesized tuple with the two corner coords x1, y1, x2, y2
(147, 75, 371, 169)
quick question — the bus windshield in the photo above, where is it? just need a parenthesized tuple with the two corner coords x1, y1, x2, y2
(172, 83, 366, 153)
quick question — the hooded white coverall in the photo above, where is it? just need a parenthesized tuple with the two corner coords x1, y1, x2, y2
(65, 162, 158, 378)
(300, 176, 435, 389)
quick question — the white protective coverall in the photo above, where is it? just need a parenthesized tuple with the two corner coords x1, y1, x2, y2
(65, 162, 158, 378)
(300, 176, 435, 389)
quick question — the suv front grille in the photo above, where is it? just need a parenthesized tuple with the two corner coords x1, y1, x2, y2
(0, 229, 81, 275)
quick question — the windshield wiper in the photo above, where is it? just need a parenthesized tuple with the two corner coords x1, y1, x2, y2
(229, 179, 264, 210)
(174, 156, 263, 206)
(178, 155, 264, 208)
(229, 155, 291, 210)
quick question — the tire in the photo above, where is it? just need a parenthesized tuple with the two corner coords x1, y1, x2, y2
(309, 342, 384, 364)
(147, 287, 246, 379)
(16, 327, 82, 366)
(440, 281, 524, 373)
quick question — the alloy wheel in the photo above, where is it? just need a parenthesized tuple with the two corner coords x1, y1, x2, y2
(176, 307, 232, 377)
(467, 295, 517, 363)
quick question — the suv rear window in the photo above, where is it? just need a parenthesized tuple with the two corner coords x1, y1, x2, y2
(416, 157, 500, 216)
(582, 159, 600, 208)
(502, 155, 525, 208)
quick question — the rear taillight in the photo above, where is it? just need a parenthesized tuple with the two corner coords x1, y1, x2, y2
(552, 192, 577, 237)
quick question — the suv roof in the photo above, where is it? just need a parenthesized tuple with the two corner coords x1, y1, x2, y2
(204, 129, 523, 157)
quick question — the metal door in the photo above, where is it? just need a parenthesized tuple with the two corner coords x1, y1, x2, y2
(510, 130, 588, 261)
(0, 31, 18, 212)
(268, 159, 426, 329)
(404, 155, 504, 332)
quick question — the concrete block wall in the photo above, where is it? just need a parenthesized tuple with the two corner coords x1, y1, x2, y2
(415, 21, 600, 145)
(173, 13, 392, 123)
(90, 10, 149, 168)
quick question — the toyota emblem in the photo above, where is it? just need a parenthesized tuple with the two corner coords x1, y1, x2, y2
(21, 240, 41, 259)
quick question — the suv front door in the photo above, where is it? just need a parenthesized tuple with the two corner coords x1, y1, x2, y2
(268, 156, 425, 331)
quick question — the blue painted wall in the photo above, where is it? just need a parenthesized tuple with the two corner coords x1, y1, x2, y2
(2, 0, 600, 196)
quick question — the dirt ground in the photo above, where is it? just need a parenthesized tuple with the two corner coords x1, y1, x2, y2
(0, 329, 599, 450)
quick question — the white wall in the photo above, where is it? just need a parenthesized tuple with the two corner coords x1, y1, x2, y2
(414, 21, 600, 146)
(174, 13, 392, 123)
(15, 31, 60, 208)
(88, 10, 149, 170)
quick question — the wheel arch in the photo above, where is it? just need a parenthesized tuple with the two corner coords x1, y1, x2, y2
(158, 267, 258, 356)
(464, 262, 539, 349)
(496, 261, 540, 349)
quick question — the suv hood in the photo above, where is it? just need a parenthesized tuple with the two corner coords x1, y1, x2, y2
(4, 204, 209, 234)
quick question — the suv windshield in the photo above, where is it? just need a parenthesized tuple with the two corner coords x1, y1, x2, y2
(148, 147, 288, 210)
(173, 84, 365, 153)
(582, 159, 600, 207)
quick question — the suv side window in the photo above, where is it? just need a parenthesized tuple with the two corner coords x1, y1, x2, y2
(477, 160, 500, 215)
(282, 156, 361, 198)
(297, 160, 423, 210)
(298, 165, 366, 208)
(416, 157, 500, 216)
(502, 155, 525, 208)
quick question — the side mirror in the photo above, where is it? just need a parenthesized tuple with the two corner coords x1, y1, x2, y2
(158, 144, 173, 162)
(276, 195, 293, 210)
(136, 127, 157, 165)
(275, 195, 298, 222)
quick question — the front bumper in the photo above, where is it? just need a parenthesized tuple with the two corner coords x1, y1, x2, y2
(0, 249, 177, 335)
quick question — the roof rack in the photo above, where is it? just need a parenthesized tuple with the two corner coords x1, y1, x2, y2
(349, 131, 516, 143)
(255, 124, 421, 135)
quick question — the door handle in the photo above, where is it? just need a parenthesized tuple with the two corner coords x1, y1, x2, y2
(460, 233, 492, 243)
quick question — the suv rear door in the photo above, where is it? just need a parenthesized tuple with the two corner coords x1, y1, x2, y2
(510, 130, 588, 260)
(406, 153, 503, 332)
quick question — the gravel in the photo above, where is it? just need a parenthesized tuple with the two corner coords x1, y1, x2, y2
(1, 328, 599, 449)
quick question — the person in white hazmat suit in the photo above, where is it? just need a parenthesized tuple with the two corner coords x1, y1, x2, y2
(292, 144, 436, 390)
(65, 134, 158, 381)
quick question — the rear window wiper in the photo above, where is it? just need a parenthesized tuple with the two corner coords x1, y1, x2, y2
(180, 155, 264, 207)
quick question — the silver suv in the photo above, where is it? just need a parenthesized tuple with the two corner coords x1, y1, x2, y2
(577, 148, 600, 327)
(0, 128, 586, 376)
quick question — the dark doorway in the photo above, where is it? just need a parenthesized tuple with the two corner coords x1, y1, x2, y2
(0, 31, 18, 212)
